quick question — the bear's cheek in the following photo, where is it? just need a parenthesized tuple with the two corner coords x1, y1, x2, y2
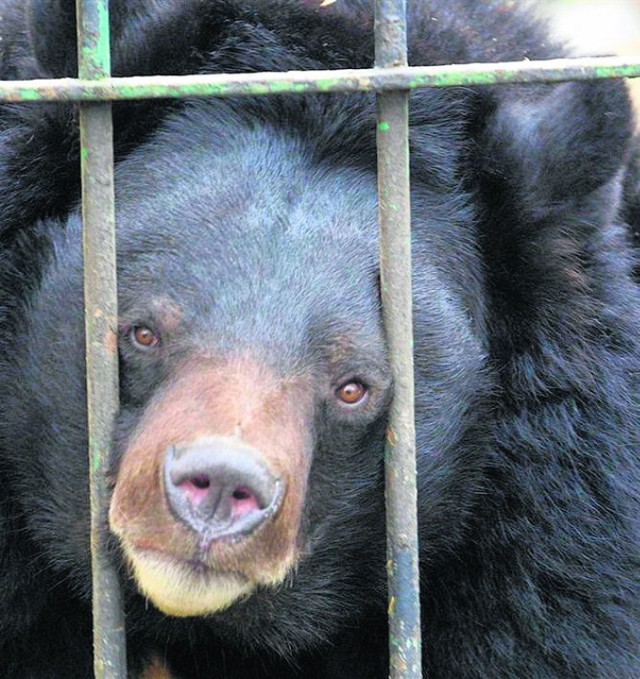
(108, 356, 313, 617)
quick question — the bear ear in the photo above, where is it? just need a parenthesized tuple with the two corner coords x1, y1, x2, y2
(472, 79, 637, 347)
(479, 78, 635, 210)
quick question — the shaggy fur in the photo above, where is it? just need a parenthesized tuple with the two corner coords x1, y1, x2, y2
(0, 1, 638, 677)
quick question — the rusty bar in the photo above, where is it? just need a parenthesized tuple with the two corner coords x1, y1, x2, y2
(1, 55, 639, 103)
(76, 0, 127, 677)
(374, 0, 422, 678)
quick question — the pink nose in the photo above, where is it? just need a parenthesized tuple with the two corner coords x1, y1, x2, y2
(163, 437, 284, 540)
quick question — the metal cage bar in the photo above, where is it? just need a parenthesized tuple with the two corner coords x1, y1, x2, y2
(374, 1, 422, 677)
(76, 1, 127, 676)
(1, 55, 639, 103)
(0, 1, 637, 678)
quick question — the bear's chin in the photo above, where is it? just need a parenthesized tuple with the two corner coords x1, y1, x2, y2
(125, 547, 256, 617)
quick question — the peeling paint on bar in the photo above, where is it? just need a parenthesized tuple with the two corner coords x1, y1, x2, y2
(76, 0, 127, 677)
(0, 55, 639, 102)
(374, 0, 422, 678)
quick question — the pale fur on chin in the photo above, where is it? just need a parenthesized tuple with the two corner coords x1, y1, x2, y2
(125, 547, 255, 617)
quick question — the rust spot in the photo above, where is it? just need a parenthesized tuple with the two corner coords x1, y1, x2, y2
(388, 595, 396, 617)
(387, 427, 397, 446)
(105, 328, 118, 354)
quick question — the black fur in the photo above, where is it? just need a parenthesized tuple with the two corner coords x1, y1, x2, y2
(0, 1, 638, 677)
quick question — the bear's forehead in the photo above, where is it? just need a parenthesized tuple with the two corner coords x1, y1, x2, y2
(114, 107, 380, 245)
(112, 114, 381, 315)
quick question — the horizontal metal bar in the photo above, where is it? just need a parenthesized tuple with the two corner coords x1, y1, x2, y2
(1, 55, 639, 103)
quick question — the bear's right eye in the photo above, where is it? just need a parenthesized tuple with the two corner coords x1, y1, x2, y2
(130, 325, 160, 350)
(335, 381, 368, 407)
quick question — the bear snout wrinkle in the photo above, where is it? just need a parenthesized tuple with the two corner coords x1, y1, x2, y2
(163, 437, 284, 540)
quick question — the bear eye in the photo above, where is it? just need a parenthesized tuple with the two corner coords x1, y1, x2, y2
(130, 325, 160, 350)
(335, 381, 368, 406)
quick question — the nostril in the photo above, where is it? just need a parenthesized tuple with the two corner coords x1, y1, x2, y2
(178, 475, 213, 506)
(232, 486, 252, 501)
(230, 486, 261, 518)
(191, 475, 210, 490)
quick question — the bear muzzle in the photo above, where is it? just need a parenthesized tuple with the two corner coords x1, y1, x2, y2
(108, 356, 312, 616)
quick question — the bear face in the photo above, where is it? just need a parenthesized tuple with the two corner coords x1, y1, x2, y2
(10, 106, 486, 646)
(0, 1, 639, 677)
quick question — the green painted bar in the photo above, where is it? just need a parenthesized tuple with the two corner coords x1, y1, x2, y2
(1, 55, 639, 103)
(76, 0, 127, 677)
(374, 0, 422, 677)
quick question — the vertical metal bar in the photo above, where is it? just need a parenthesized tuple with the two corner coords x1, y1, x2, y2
(374, 0, 422, 677)
(76, 1, 127, 677)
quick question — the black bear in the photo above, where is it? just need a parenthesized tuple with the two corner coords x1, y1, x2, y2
(0, 0, 639, 677)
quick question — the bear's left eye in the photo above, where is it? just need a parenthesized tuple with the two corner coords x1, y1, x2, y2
(130, 325, 160, 350)
(335, 381, 368, 407)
